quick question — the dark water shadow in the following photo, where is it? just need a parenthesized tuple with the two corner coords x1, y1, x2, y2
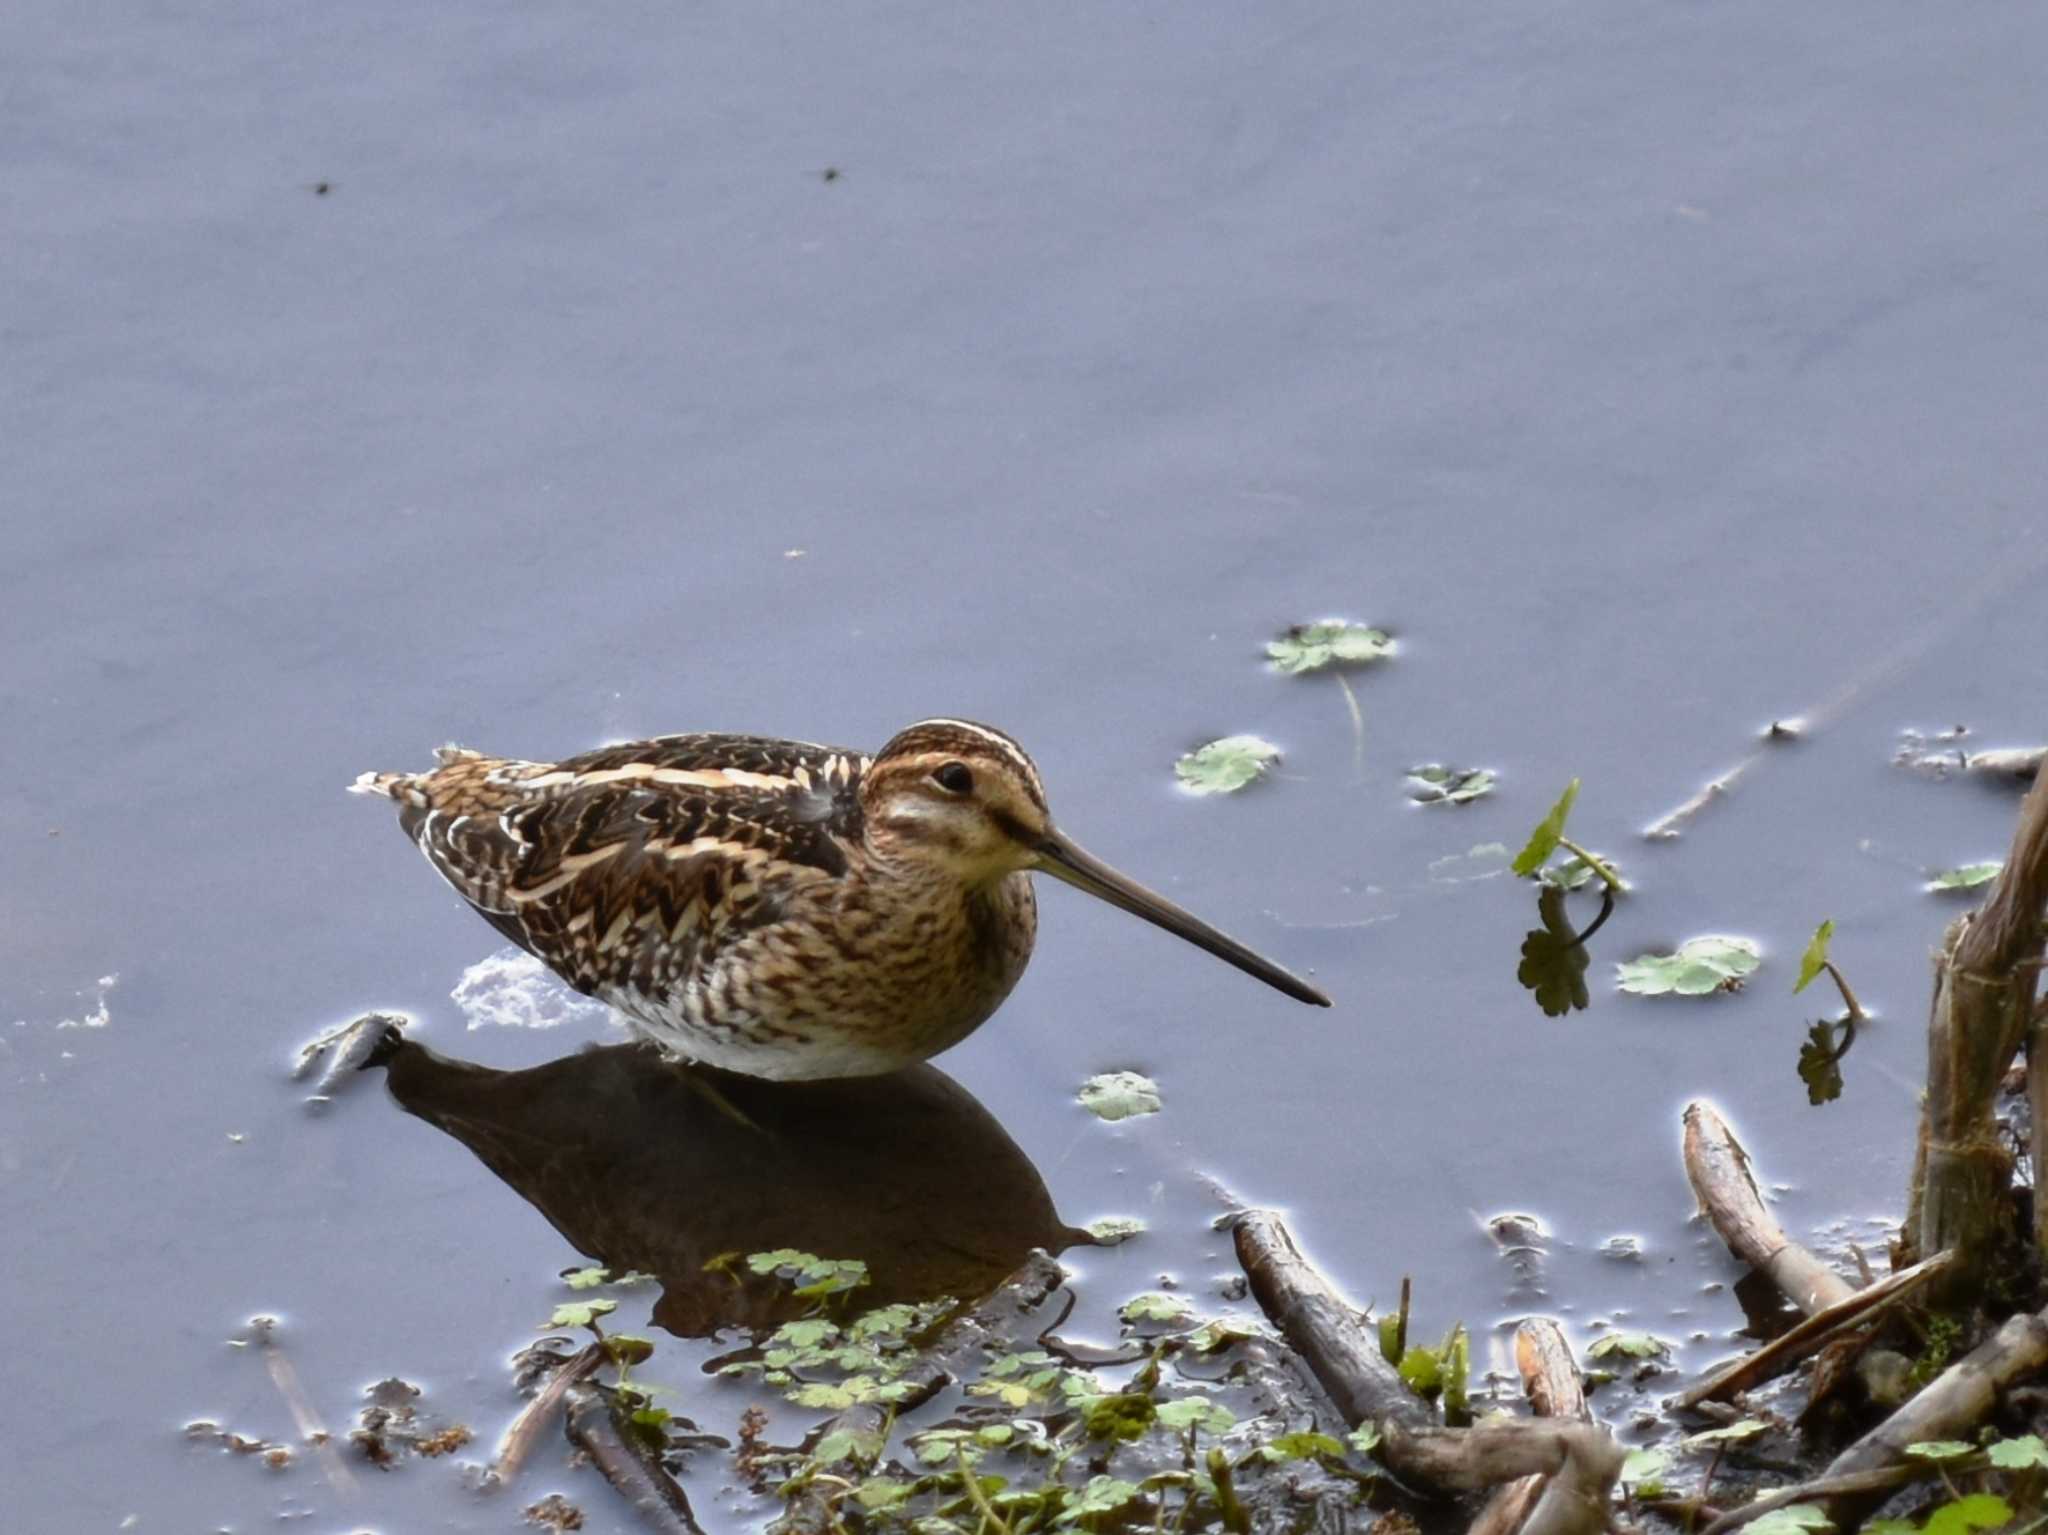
(372, 1037, 1089, 1337)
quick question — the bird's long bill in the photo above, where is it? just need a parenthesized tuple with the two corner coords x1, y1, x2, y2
(1033, 829, 1332, 1007)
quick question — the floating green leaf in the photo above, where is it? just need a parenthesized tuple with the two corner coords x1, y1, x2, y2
(1798, 1022, 1847, 1106)
(1683, 1418, 1768, 1448)
(563, 1266, 611, 1290)
(1923, 1496, 2016, 1535)
(1794, 920, 1834, 995)
(1537, 855, 1603, 892)
(1616, 935, 1760, 997)
(1155, 1398, 1236, 1434)
(1620, 1448, 1669, 1484)
(1266, 621, 1393, 675)
(1747, 1506, 1833, 1535)
(1346, 1423, 1382, 1457)
(1055, 1475, 1142, 1525)
(854, 1478, 915, 1514)
(1407, 764, 1497, 805)
(1586, 1331, 1668, 1361)
(603, 1334, 654, 1368)
(1084, 1216, 1145, 1245)
(1079, 1071, 1162, 1122)
(1987, 1433, 2048, 1469)
(1119, 1292, 1193, 1326)
(1927, 862, 2002, 892)
(545, 1298, 617, 1329)
(1512, 781, 1581, 877)
(1518, 884, 1591, 1017)
(1185, 1318, 1254, 1354)
(1904, 1440, 1976, 1461)
(1174, 735, 1280, 796)
(1266, 1432, 1346, 1462)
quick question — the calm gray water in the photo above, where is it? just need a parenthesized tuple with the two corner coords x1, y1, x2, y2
(5, 2, 2046, 1529)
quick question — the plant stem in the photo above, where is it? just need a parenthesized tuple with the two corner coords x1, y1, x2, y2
(1821, 960, 1867, 1023)
(1334, 672, 1366, 785)
(1556, 835, 1625, 893)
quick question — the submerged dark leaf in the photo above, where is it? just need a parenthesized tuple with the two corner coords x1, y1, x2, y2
(1518, 885, 1590, 1016)
(1798, 1022, 1846, 1105)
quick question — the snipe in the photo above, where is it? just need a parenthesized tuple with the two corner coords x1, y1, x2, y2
(353, 718, 1329, 1080)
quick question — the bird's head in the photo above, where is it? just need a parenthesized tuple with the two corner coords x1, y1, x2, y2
(861, 718, 1331, 1008)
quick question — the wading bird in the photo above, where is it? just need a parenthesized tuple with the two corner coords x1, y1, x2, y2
(353, 719, 1329, 1080)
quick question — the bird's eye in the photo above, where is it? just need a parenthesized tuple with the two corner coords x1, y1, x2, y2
(934, 761, 975, 794)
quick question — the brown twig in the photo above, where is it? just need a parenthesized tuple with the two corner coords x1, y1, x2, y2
(485, 1342, 605, 1488)
(1470, 1320, 1593, 1535)
(1672, 1251, 1952, 1410)
(564, 1381, 708, 1535)
(252, 1316, 356, 1496)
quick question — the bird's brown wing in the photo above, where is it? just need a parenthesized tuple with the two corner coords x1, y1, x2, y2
(375, 734, 870, 998)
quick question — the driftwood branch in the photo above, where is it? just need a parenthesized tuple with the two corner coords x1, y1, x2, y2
(564, 1381, 709, 1535)
(1683, 1101, 1853, 1313)
(1673, 1252, 1951, 1411)
(1906, 767, 2048, 1297)
(1232, 1210, 1431, 1432)
(1699, 1306, 2048, 1535)
(1469, 1320, 1592, 1535)
(1681, 1100, 1925, 1409)
(1234, 1210, 1622, 1530)
(1814, 1304, 2048, 1527)
(484, 1342, 605, 1488)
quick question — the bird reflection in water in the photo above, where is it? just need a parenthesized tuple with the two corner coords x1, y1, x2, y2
(367, 1032, 1087, 1337)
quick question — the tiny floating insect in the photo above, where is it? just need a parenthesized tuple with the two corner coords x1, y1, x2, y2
(353, 718, 1329, 1080)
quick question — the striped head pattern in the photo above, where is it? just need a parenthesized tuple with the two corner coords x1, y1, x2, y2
(860, 719, 1053, 881)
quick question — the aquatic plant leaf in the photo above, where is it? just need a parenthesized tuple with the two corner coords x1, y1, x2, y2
(854, 1478, 915, 1513)
(1155, 1398, 1236, 1434)
(1798, 1023, 1846, 1105)
(1346, 1424, 1382, 1457)
(1793, 920, 1834, 994)
(1267, 1432, 1346, 1462)
(1056, 1475, 1141, 1524)
(1079, 1071, 1162, 1121)
(1986, 1433, 2048, 1468)
(563, 1266, 611, 1290)
(1085, 1216, 1146, 1245)
(1119, 1292, 1194, 1326)
(1396, 1345, 1443, 1396)
(1185, 1318, 1255, 1353)
(603, 1334, 654, 1368)
(1746, 1506, 1833, 1535)
(1615, 935, 1760, 996)
(1927, 862, 2002, 891)
(1922, 1497, 2015, 1535)
(1683, 1418, 1768, 1448)
(1586, 1331, 1669, 1361)
(1439, 1325, 1471, 1423)
(1407, 764, 1497, 805)
(1512, 780, 1580, 877)
(1537, 855, 1602, 891)
(1904, 1441, 1976, 1461)
(545, 1299, 616, 1329)
(1174, 735, 1280, 796)
(1267, 621, 1393, 675)
(1083, 1392, 1156, 1442)
(814, 1427, 882, 1464)
(773, 1318, 840, 1348)
(1518, 885, 1590, 1016)
(1620, 1448, 1669, 1484)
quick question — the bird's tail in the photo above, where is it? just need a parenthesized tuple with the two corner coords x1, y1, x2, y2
(348, 745, 483, 803)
